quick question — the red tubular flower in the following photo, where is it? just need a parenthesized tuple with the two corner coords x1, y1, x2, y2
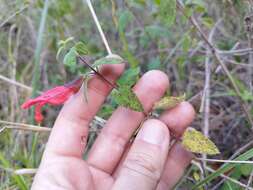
(22, 77, 84, 123)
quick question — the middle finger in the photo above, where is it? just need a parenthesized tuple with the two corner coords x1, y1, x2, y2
(87, 70, 169, 174)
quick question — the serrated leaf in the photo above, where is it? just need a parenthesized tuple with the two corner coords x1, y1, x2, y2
(117, 67, 140, 86)
(182, 128, 220, 155)
(112, 85, 144, 112)
(93, 56, 123, 68)
(75, 42, 89, 55)
(159, 0, 176, 27)
(63, 47, 76, 67)
(154, 94, 185, 110)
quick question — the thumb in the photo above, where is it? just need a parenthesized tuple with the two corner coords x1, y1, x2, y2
(112, 119, 170, 190)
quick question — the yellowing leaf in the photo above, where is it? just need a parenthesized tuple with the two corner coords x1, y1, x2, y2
(154, 94, 185, 110)
(182, 128, 220, 155)
(193, 172, 201, 181)
(112, 85, 144, 112)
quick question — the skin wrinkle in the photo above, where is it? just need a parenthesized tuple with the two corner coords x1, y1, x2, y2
(123, 153, 159, 180)
(87, 71, 169, 175)
(32, 68, 196, 190)
(87, 130, 127, 173)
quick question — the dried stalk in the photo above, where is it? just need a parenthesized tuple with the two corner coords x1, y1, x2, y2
(85, 0, 113, 55)
(177, 0, 253, 129)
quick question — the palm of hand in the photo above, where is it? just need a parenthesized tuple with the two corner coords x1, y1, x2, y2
(32, 65, 195, 190)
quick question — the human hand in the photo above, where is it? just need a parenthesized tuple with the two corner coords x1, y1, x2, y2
(32, 64, 195, 190)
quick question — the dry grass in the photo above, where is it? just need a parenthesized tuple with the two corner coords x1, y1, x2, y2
(0, 0, 253, 189)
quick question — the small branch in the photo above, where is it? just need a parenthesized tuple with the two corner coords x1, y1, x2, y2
(245, 6, 253, 91)
(191, 160, 253, 190)
(218, 48, 253, 55)
(177, 0, 253, 129)
(14, 168, 37, 175)
(246, 170, 253, 190)
(3, 125, 51, 132)
(201, 20, 221, 170)
(195, 157, 253, 164)
(221, 58, 253, 68)
(0, 120, 44, 128)
(0, 119, 105, 133)
(0, 74, 33, 91)
(85, 0, 113, 55)
(0, 5, 28, 28)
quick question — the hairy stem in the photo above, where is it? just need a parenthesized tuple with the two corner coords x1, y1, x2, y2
(78, 55, 117, 89)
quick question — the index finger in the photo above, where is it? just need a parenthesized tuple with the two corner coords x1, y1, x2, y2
(43, 64, 125, 158)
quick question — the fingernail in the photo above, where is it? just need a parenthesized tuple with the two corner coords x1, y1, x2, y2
(136, 119, 166, 145)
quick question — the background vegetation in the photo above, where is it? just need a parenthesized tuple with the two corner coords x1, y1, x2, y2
(0, 0, 253, 189)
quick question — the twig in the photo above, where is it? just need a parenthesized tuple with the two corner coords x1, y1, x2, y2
(201, 20, 221, 170)
(0, 119, 105, 134)
(177, 0, 253, 130)
(14, 168, 37, 175)
(0, 74, 33, 91)
(218, 48, 253, 55)
(2, 125, 51, 132)
(85, 0, 113, 55)
(191, 160, 253, 190)
(229, 140, 253, 160)
(78, 55, 117, 89)
(195, 157, 253, 164)
(245, 7, 253, 91)
(0, 120, 44, 128)
(246, 170, 253, 190)
(221, 58, 253, 68)
(0, 5, 28, 28)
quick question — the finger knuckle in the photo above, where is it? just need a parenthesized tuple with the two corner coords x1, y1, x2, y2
(123, 151, 160, 181)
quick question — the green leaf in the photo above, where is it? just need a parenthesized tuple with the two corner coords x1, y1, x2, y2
(240, 163, 253, 176)
(75, 42, 89, 55)
(58, 36, 74, 47)
(154, 94, 185, 110)
(154, 0, 161, 5)
(63, 47, 77, 67)
(118, 10, 134, 32)
(56, 46, 64, 61)
(112, 85, 144, 112)
(159, 0, 176, 27)
(117, 67, 140, 86)
(148, 57, 161, 70)
(193, 148, 253, 189)
(144, 25, 169, 39)
(182, 128, 220, 155)
(182, 34, 191, 52)
(93, 55, 123, 68)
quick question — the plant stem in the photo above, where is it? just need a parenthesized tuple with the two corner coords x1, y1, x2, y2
(29, 0, 49, 167)
(78, 55, 117, 89)
(31, 0, 49, 98)
(85, 0, 113, 55)
(177, 0, 253, 129)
